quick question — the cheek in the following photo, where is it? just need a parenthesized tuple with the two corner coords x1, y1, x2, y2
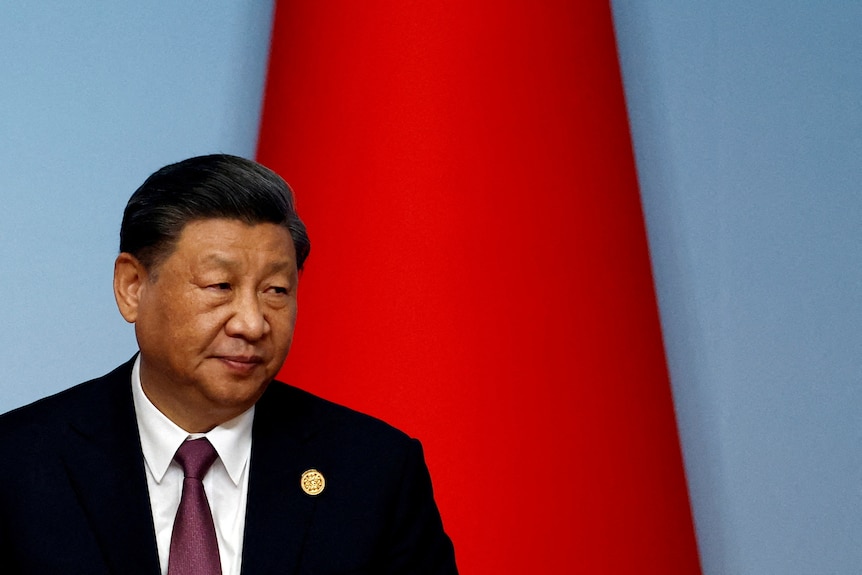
(269, 308, 298, 345)
(273, 314, 297, 337)
(162, 303, 229, 351)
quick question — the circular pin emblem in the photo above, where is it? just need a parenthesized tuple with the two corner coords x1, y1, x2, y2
(301, 469, 325, 496)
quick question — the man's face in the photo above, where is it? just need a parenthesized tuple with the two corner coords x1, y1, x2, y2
(114, 218, 298, 431)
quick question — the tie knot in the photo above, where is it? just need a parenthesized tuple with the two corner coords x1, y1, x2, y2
(174, 438, 218, 480)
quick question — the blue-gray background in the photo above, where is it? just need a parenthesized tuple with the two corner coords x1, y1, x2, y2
(0, 1, 274, 407)
(1, 3, 860, 573)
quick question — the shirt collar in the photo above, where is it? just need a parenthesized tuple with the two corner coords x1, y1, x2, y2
(131, 354, 254, 486)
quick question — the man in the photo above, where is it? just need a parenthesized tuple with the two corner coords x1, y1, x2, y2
(0, 155, 458, 574)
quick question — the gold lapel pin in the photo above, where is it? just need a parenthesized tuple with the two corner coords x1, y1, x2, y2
(301, 469, 325, 496)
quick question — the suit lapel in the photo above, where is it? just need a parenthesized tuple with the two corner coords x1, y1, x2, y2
(61, 359, 161, 574)
(56, 363, 325, 574)
(240, 383, 322, 575)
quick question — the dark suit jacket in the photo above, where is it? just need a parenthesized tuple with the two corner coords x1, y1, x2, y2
(0, 358, 457, 574)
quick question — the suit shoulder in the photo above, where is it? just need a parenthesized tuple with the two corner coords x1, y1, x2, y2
(0, 360, 133, 441)
(259, 381, 415, 446)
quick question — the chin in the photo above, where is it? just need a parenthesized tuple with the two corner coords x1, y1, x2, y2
(200, 379, 270, 410)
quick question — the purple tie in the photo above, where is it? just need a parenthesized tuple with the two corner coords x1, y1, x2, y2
(168, 438, 222, 575)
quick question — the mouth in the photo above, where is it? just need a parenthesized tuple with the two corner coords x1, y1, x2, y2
(215, 354, 265, 374)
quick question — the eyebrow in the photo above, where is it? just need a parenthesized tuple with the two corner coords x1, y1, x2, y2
(200, 254, 296, 275)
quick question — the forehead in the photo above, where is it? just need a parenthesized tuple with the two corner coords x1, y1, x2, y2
(170, 218, 297, 266)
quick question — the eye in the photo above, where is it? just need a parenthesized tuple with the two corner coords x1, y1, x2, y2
(268, 286, 289, 295)
(208, 282, 231, 290)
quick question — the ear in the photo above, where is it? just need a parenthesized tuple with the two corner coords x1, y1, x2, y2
(113, 253, 148, 323)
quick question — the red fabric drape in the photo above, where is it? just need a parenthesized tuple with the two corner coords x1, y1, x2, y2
(257, 1, 701, 572)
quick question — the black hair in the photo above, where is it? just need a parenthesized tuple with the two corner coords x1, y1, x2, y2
(120, 154, 310, 271)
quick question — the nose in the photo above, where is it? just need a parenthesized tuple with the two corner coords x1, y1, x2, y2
(225, 289, 269, 341)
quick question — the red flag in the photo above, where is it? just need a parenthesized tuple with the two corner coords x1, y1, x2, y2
(258, 1, 701, 572)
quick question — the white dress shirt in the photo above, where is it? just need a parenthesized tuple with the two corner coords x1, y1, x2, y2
(131, 356, 253, 575)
